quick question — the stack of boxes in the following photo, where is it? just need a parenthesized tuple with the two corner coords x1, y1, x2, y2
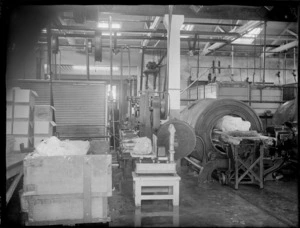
(34, 105, 56, 147)
(6, 88, 37, 152)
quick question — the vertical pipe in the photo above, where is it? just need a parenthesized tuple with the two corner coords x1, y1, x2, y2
(120, 48, 123, 123)
(86, 39, 90, 80)
(109, 15, 115, 152)
(231, 46, 234, 77)
(59, 50, 61, 80)
(294, 48, 296, 70)
(253, 36, 256, 83)
(196, 41, 200, 100)
(54, 52, 57, 80)
(284, 53, 287, 85)
(47, 26, 53, 103)
(128, 47, 132, 117)
(140, 48, 144, 92)
(295, 5, 299, 123)
(47, 25, 56, 129)
(263, 21, 267, 85)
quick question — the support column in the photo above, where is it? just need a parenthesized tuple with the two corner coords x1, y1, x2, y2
(163, 14, 184, 119)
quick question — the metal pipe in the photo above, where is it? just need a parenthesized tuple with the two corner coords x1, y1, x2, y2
(140, 48, 144, 91)
(263, 21, 267, 84)
(59, 50, 61, 80)
(180, 98, 286, 103)
(47, 25, 56, 128)
(86, 39, 90, 80)
(120, 47, 123, 123)
(109, 16, 116, 152)
(196, 39, 200, 100)
(231, 45, 234, 77)
(296, 5, 299, 123)
(284, 53, 287, 84)
(184, 157, 203, 171)
(128, 47, 132, 117)
(54, 52, 57, 80)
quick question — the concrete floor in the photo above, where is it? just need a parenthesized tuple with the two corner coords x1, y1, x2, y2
(109, 164, 298, 227)
(5, 162, 298, 227)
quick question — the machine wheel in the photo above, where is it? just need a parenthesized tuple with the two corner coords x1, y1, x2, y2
(181, 98, 263, 161)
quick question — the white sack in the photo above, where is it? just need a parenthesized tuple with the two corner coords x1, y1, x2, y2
(131, 137, 152, 155)
(215, 115, 251, 132)
(33, 136, 90, 156)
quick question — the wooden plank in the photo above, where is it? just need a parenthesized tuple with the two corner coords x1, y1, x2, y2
(135, 163, 176, 174)
(141, 195, 175, 200)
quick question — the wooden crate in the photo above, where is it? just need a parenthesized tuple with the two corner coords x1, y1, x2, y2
(23, 155, 112, 196)
(21, 154, 112, 225)
(7, 119, 34, 135)
(20, 193, 110, 225)
(34, 105, 55, 121)
(6, 87, 38, 106)
(7, 104, 33, 119)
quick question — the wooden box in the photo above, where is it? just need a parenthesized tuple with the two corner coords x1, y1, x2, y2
(21, 154, 112, 225)
(7, 120, 33, 135)
(21, 194, 110, 225)
(34, 121, 56, 135)
(34, 105, 55, 121)
(7, 104, 33, 119)
(7, 87, 38, 106)
(23, 155, 112, 196)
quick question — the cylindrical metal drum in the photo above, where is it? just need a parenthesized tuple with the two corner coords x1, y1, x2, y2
(156, 119, 196, 160)
(180, 98, 263, 162)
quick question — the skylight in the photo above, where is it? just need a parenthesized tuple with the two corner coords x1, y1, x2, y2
(102, 32, 121, 36)
(97, 22, 121, 29)
(232, 27, 262, 45)
(180, 24, 194, 31)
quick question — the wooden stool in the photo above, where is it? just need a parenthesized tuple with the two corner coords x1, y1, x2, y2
(132, 172, 181, 207)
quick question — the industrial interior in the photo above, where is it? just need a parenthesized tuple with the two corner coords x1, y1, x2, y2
(4, 4, 299, 227)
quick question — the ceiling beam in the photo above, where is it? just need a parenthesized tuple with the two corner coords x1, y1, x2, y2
(95, 5, 296, 22)
(142, 16, 162, 47)
(262, 22, 293, 57)
(286, 29, 298, 38)
(202, 20, 262, 56)
(265, 40, 298, 56)
(51, 25, 241, 37)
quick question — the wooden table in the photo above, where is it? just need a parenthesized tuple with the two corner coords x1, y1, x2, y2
(215, 130, 273, 190)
